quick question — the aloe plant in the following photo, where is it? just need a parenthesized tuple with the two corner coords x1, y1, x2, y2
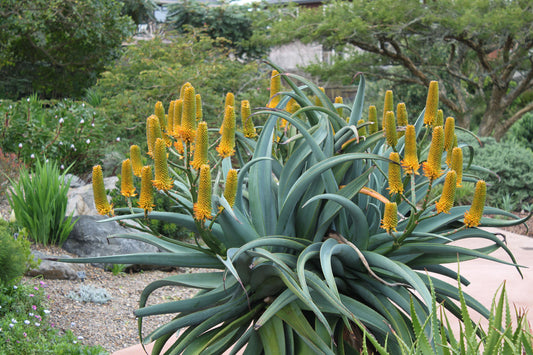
(62, 65, 530, 354)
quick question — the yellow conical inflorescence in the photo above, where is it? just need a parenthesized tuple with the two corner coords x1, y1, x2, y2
(241, 100, 256, 138)
(155, 101, 166, 131)
(286, 98, 300, 115)
(216, 105, 236, 158)
(368, 105, 379, 134)
(382, 90, 393, 130)
(387, 152, 403, 195)
(423, 81, 439, 126)
(464, 180, 486, 227)
(435, 109, 444, 127)
(402, 125, 420, 175)
(422, 126, 444, 181)
(443, 117, 455, 153)
(130, 144, 143, 177)
(357, 119, 367, 137)
(396, 103, 408, 138)
(173, 99, 183, 139)
(268, 70, 281, 108)
(384, 111, 397, 147)
(194, 164, 212, 221)
(191, 121, 209, 170)
(223, 169, 238, 208)
(435, 170, 457, 214)
(381, 202, 398, 233)
(196, 94, 203, 121)
(92, 165, 113, 216)
(451, 147, 463, 187)
(152, 138, 173, 191)
(335, 96, 344, 118)
(138, 166, 154, 213)
(120, 159, 136, 198)
(146, 114, 162, 157)
(167, 100, 175, 135)
(180, 85, 197, 143)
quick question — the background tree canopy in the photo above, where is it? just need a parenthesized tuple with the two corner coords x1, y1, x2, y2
(269, 0, 533, 139)
(0, 0, 134, 99)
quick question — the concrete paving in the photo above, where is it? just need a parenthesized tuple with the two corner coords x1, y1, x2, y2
(113, 227, 533, 354)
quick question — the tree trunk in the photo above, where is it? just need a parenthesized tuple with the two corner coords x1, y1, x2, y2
(478, 86, 506, 139)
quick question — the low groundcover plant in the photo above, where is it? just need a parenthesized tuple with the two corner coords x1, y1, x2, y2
(61, 65, 531, 354)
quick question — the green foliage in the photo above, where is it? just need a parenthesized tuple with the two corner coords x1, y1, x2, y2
(166, 1, 269, 59)
(120, 0, 157, 25)
(0, 0, 134, 99)
(108, 264, 127, 276)
(0, 97, 108, 176)
(0, 148, 24, 198)
(0, 281, 109, 354)
(507, 112, 533, 151)
(459, 132, 533, 209)
(92, 29, 269, 144)
(269, 0, 533, 139)
(8, 160, 78, 246)
(0, 222, 26, 285)
(61, 66, 526, 353)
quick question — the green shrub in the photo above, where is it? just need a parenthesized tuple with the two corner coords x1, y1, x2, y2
(91, 29, 269, 145)
(507, 112, 533, 151)
(458, 132, 533, 209)
(0, 148, 24, 198)
(0, 281, 108, 354)
(0, 97, 108, 176)
(62, 68, 527, 353)
(0, 223, 26, 285)
(8, 160, 77, 246)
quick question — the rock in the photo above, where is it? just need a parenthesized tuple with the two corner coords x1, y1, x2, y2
(66, 176, 118, 217)
(63, 215, 160, 269)
(26, 251, 85, 280)
(64, 174, 85, 188)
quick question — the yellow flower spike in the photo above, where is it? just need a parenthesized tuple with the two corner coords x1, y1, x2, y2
(146, 114, 162, 157)
(423, 81, 439, 126)
(286, 98, 300, 115)
(216, 105, 236, 158)
(435, 109, 444, 127)
(223, 169, 238, 208)
(268, 70, 281, 108)
(152, 138, 174, 191)
(174, 139, 184, 155)
(387, 152, 403, 195)
(422, 126, 444, 181)
(180, 82, 192, 99)
(120, 159, 136, 198)
(180, 85, 196, 144)
(191, 122, 209, 170)
(314, 87, 325, 107)
(155, 101, 167, 131)
(368, 105, 379, 135)
(130, 144, 143, 177)
(396, 103, 408, 138)
(443, 116, 455, 153)
(436, 170, 457, 214)
(92, 165, 113, 216)
(241, 100, 256, 138)
(138, 166, 154, 213)
(382, 90, 393, 130)
(357, 119, 367, 137)
(451, 147, 463, 187)
(381, 202, 398, 233)
(335, 96, 344, 117)
(464, 180, 486, 227)
(173, 99, 183, 138)
(167, 100, 175, 135)
(196, 94, 203, 121)
(384, 111, 398, 147)
(194, 164, 212, 221)
(402, 125, 420, 175)
(225, 92, 235, 108)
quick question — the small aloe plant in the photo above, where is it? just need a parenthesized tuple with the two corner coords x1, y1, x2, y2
(63, 64, 531, 354)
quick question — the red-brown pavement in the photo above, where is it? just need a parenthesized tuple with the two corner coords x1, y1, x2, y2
(114, 227, 533, 354)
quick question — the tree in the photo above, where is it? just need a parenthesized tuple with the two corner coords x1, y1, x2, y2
(270, 0, 533, 139)
(166, 0, 269, 59)
(0, 0, 134, 99)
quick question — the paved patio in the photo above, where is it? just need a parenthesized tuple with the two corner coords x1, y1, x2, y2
(114, 227, 533, 354)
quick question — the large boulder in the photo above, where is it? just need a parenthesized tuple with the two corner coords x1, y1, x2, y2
(63, 215, 160, 269)
(26, 251, 85, 280)
(66, 176, 118, 217)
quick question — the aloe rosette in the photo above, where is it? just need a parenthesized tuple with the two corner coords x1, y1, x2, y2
(62, 65, 530, 354)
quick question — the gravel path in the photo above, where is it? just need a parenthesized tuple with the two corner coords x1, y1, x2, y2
(22, 245, 199, 354)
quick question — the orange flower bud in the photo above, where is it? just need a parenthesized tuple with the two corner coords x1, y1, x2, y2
(152, 138, 173, 191)
(464, 180, 486, 227)
(423, 81, 439, 126)
(120, 159, 136, 198)
(402, 125, 420, 175)
(92, 165, 113, 216)
(422, 126, 444, 181)
(387, 152, 403, 195)
(436, 170, 456, 214)
(191, 121, 209, 170)
(194, 164, 212, 221)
